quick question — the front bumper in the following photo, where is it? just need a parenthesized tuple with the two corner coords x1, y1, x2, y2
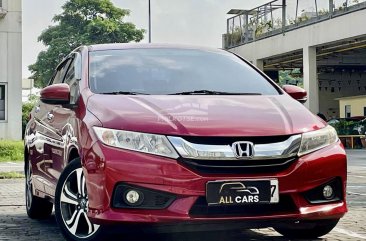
(82, 140, 347, 225)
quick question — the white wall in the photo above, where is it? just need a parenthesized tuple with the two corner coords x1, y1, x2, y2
(318, 71, 366, 119)
(228, 8, 366, 115)
(0, 0, 22, 140)
(338, 96, 366, 118)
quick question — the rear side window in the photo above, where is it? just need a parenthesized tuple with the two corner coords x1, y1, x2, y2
(64, 55, 80, 105)
(89, 48, 279, 95)
(50, 59, 72, 85)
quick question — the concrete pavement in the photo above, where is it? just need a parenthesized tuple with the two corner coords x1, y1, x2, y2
(0, 178, 365, 241)
(0, 161, 23, 173)
(0, 150, 365, 240)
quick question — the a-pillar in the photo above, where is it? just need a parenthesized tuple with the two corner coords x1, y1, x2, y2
(303, 46, 319, 114)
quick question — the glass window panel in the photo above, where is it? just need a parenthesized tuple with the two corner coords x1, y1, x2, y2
(0, 85, 5, 120)
(89, 48, 279, 95)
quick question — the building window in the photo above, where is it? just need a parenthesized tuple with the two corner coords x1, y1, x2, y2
(0, 84, 6, 121)
(345, 105, 351, 118)
(364, 107, 366, 116)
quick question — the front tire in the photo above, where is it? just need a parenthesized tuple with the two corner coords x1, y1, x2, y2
(25, 160, 53, 219)
(55, 158, 104, 241)
(274, 219, 339, 239)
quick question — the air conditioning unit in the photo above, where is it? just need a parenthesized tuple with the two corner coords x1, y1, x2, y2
(0, 7, 7, 19)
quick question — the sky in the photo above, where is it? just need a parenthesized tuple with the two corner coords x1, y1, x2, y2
(22, 0, 269, 78)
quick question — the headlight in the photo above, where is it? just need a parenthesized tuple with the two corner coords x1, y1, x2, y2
(93, 127, 179, 159)
(298, 125, 339, 156)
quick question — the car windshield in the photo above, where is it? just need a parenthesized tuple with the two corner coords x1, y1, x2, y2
(89, 48, 280, 95)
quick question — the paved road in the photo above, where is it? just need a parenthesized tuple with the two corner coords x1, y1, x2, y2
(0, 161, 23, 173)
(0, 150, 365, 241)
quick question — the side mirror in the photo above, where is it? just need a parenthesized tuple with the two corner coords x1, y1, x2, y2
(282, 85, 307, 104)
(40, 83, 70, 105)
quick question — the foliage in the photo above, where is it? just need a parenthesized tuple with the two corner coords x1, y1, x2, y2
(329, 120, 365, 135)
(0, 140, 24, 162)
(318, 9, 329, 16)
(336, 1, 349, 11)
(226, 19, 277, 47)
(226, 26, 243, 46)
(359, 119, 366, 135)
(29, 0, 145, 87)
(329, 119, 366, 148)
(330, 120, 355, 135)
(296, 15, 310, 23)
(255, 21, 273, 37)
(288, 15, 310, 25)
(22, 95, 39, 138)
(273, 18, 283, 29)
(0, 172, 25, 179)
(279, 69, 303, 88)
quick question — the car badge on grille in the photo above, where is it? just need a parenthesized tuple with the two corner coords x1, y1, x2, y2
(231, 141, 255, 159)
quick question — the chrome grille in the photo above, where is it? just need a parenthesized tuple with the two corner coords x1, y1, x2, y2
(168, 135, 301, 174)
(168, 134, 302, 160)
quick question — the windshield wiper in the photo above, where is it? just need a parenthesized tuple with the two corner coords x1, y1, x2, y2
(101, 91, 150, 95)
(169, 90, 262, 95)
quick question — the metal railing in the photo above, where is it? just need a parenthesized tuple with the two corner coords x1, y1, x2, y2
(224, 0, 366, 49)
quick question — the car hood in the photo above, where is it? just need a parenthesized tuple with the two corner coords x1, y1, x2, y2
(87, 94, 325, 137)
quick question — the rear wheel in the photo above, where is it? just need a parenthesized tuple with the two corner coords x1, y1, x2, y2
(55, 158, 104, 241)
(25, 160, 53, 219)
(274, 219, 339, 239)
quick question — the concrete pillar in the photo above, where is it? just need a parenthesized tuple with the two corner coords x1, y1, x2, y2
(255, 59, 264, 71)
(303, 46, 319, 114)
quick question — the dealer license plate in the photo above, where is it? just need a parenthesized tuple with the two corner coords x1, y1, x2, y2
(206, 179, 279, 206)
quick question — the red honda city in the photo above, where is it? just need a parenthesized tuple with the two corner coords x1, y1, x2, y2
(24, 44, 347, 241)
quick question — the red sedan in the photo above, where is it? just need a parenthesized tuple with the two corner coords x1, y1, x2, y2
(24, 44, 347, 241)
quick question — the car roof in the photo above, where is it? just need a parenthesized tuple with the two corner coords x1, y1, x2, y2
(87, 43, 226, 54)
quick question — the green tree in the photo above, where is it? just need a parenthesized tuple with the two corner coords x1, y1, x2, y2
(22, 95, 39, 139)
(29, 0, 145, 87)
(279, 69, 304, 88)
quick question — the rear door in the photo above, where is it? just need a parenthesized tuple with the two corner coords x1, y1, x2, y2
(43, 53, 82, 196)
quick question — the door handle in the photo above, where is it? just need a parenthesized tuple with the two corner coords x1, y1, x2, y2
(47, 112, 54, 121)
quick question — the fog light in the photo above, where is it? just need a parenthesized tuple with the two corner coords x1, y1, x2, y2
(323, 185, 334, 199)
(124, 190, 144, 206)
(126, 190, 140, 204)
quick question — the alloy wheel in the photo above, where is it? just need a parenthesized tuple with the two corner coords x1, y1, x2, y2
(60, 168, 100, 238)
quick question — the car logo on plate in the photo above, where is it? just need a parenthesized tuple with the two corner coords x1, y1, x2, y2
(217, 182, 260, 204)
(231, 141, 255, 159)
(219, 182, 259, 195)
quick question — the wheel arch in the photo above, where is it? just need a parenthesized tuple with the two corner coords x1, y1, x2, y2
(24, 147, 29, 172)
(68, 147, 80, 164)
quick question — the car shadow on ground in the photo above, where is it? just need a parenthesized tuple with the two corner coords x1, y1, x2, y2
(0, 212, 326, 241)
(0, 212, 63, 240)
(120, 230, 326, 241)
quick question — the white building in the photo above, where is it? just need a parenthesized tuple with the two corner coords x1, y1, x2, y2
(0, 0, 22, 140)
(22, 78, 40, 102)
(224, 0, 366, 119)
